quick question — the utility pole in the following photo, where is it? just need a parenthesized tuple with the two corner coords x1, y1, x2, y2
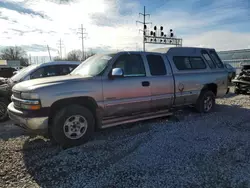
(64, 46, 66, 58)
(136, 6, 151, 51)
(47, 45, 51, 61)
(29, 54, 32, 65)
(56, 38, 64, 59)
(77, 24, 87, 60)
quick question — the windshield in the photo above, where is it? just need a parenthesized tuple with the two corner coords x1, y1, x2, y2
(10, 64, 38, 82)
(71, 54, 115, 77)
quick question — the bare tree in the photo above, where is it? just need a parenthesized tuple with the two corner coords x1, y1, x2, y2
(0, 46, 28, 66)
(54, 49, 96, 61)
(53, 56, 64, 61)
(85, 51, 96, 59)
(67, 50, 82, 61)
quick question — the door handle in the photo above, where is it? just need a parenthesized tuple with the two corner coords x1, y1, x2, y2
(142, 81, 150, 87)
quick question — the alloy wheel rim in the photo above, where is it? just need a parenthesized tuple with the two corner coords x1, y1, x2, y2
(63, 115, 88, 140)
(204, 96, 213, 112)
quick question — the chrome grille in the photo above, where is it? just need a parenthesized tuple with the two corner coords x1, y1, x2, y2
(13, 91, 21, 99)
(12, 91, 21, 109)
(12, 98, 21, 108)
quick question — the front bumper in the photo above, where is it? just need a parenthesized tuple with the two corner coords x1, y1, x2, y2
(7, 102, 48, 134)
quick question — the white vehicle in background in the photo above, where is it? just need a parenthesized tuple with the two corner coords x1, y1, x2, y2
(10, 61, 80, 84)
(0, 61, 80, 122)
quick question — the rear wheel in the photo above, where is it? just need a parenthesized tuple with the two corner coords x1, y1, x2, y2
(195, 90, 215, 113)
(0, 98, 9, 122)
(50, 105, 95, 148)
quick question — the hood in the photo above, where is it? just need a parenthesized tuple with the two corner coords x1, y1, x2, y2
(13, 74, 90, 92)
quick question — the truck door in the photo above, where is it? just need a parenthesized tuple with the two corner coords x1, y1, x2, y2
(144, 53, 175, 110)
(102, 53, 151, 117)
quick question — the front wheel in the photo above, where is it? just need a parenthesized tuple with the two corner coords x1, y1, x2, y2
(50, 105, 95, 148)
(195, 90, 215, 113)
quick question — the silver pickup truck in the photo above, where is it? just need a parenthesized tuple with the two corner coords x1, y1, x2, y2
(7, 47, 229, 147)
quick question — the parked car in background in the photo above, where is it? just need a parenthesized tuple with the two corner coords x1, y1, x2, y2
(0, 67, 17, 78)
(12, 66, 25, 75)
(232, 63, 250, 94)
(0, 61, 80, 122)
(224, 63, 236, 82)
(0, 77, 8, 85)
(14, 66, 24, 71)
(7, 47, 229, 148)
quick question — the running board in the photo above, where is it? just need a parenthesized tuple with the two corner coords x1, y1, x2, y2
(101, 110, 173, 129)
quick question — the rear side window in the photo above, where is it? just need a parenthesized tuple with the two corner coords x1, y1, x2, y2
(201, 51, 216, 69)
(209, 50, 224, 68)
(58, 65, 77, 75)
(44, 66, 59, 77)
(146, 55, 166, 75)
(173, 56, 206, 70)
(30, 65, 60, 79)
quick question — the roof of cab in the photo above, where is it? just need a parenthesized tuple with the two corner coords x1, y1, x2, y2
(36, 61, 81, 68)
(113, 47, 216, 56)
(150, 47, 215, 53)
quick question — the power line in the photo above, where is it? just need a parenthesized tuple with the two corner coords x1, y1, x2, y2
(56, 38, 64, 59)
(47, 45, 51, 61)
(77, 24, 88, 60)
(136, 6, 152, 51)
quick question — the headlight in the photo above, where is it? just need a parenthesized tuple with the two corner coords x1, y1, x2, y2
(12, 92, 41, 110)
(21, 92, 39, 100)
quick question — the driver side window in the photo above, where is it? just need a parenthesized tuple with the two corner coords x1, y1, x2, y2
(113, 54, 146, 77)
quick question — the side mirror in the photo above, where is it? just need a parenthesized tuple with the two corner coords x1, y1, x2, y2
(110, 68, 124, 78)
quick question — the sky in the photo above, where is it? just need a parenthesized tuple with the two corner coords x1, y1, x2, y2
(0, 0, 250, 59)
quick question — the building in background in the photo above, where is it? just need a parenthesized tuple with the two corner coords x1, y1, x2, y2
(29, 56, 52, 64)
(218, 49, 250, 74)
(0, 60, 7, 67)
(0, 60, 20, 68)
(7, 60, 20, 68)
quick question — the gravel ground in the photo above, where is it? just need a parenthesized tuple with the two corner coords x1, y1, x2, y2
(0, 91, 250, 188)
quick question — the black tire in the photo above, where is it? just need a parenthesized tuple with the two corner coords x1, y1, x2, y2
(195, 90, 215, 113)
(241, 90, 248, 95)
(0, 98, 9, 122)
(234, 87, 240, 95)
(50, 105, 95, 148)
(234, 87, 240, 94)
